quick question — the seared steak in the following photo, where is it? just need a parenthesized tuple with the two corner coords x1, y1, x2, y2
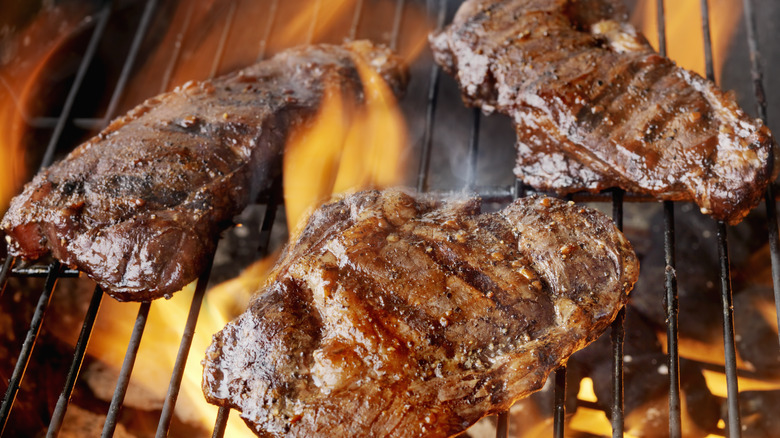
(202, 189, 638, 437)
(430, 0, 777, 224)
(1, 41, 407, 301)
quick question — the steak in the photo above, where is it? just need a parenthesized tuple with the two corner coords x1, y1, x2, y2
(202, 189, 638, 437)
(429, 0, 778, 225)
(0, 41, 407, 301)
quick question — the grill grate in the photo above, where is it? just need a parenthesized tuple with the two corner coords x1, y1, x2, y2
(0, 0, 778, 436)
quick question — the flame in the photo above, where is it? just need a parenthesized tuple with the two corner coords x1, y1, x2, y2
(0, 5, 88, 213)
(86, 252, 279, 436)
(283, 56, 407, 236)
(633, 0, 742, 83)
(569, 407, 639, 438)
(0, 76, 26, 214)
(83, 1, 413, 432)
(121, 0, 429, 109)
(3, 0, 426, 434)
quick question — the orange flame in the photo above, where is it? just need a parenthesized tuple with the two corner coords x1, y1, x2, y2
(121, 0, 429, 108)
(3, 0, 424, 434)
(283, 57, 407, 236)
(83, 0, 417, 434)
(633, 0, 742, 83)
(0, 5, 87, 213)
(86, 252, 280, 436)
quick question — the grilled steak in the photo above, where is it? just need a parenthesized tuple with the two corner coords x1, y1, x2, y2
(430, 0, 778, 224)
(202, 189, 638, 437)
(0, 41, 407, 301)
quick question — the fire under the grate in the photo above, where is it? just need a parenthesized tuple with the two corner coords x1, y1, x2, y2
(2, 0, 780, 437)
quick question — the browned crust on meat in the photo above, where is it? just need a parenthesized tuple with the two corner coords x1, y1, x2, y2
(1, 41, 408, 301)
(430, 0, 778, 224)
(202, 189, 638, 437)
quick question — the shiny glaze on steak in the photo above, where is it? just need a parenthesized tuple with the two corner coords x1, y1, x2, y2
(202, 189, 638, 437)
(1, 41, 407, 301)
(430, 0, 778, 224)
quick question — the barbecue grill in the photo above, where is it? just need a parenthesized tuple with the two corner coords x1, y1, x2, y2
(1, 0, 778, 436)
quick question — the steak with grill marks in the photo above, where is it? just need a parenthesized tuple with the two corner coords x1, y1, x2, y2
(202, 189, 638, 437)
(429, 0, 778, 225)
(0, 41, 407, 301)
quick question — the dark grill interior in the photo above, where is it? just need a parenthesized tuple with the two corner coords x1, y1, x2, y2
(1, 0, 779, 436)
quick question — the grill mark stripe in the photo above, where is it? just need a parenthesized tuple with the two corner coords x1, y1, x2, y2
(325, 248, 453, 354)
(407, 220, 553, 341)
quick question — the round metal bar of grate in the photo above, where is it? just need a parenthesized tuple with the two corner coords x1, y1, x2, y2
(741, 0, 780, 352)
(0, 262, 60, 435)
(155, 252, 216, 437)
(3, 0, 780, 436)
(47, 286, 104, 438)
(698, 0, 743, 435)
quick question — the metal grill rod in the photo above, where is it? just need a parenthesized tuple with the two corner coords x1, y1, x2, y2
(209, 0, 238, 79)
(610, 190, 625, 438)
(415, 0, 447, 193)
(349, 0, 365, 40)
(741, 0, 780, 350)
(102, 0, 159, 126)
(654, 1, 683, 436)
(101, 302, 151, 438)
(716, 221, 742, 437)
(0, 261, 61, 435)
(212, 407, 230, 438)
(257, 0, 280, 61)
(0, 256, 14, 299)
(698, 0, 742, 435)
(155, 252, 216, 437)
(41, 1, 113, 169)
(663, 198, 682, 438)
(390, 0, 406, 51)
(47, 286, 104, 438)
(552, 367, 566, 438)
(159, 2, 195, 94)
(466, 108, 481, 190)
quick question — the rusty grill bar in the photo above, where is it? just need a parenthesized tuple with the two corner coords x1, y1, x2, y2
(0, 0, 778, 436)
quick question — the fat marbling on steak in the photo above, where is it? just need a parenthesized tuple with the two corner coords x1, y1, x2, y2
(0, 41, 407, 301)
(202, 189, 638, 437)
(430, 0, 778, 224)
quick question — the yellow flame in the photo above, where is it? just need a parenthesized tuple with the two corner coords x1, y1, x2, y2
(283, 86, 351, 236)
(633, 0, 742, 83)
(283, 57, 407, 236)
(86, 252, 280, 436)
(0, 6, 87, 213)
(576, 376, 598, 403)
(702, 369, 780, 398)
(0, 83, 26, 214)
(569, 406, 641, 438)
